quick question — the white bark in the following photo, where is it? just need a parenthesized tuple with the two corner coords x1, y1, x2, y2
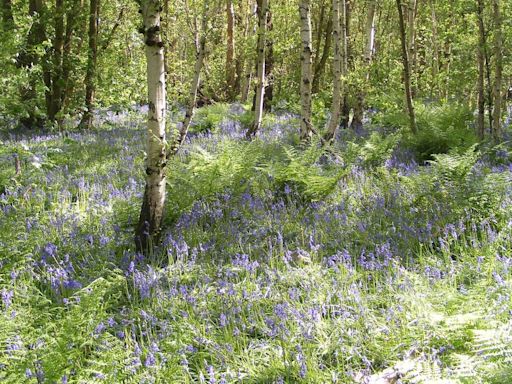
(136, 0, 167, 252)
(299, 0, 313, 141)
(247, 0, 268, 139)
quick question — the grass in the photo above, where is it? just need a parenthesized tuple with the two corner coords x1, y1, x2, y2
(0, 106, 511, 383)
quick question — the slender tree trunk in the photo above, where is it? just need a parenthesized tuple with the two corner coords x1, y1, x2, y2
(1, 0, 14, 30)
(79, 0, 100, 129)
(324, 0, 342, 142)
(263, 4, 273, 112)
(407, 0, 418, 97)
(351, 0, 376, 131)
(240, 1, 254, 103)
(226, 0, 236, 100)
(476, 0, 485, 140)
(246, 0, 268, 139)
(340, 0, 350, 129)
(58, 0, 85, 130)
(492, 0, 503, 141)
(135, 0, 167, 254)
(299, 0, 313, 141)
(396, 0, 417, 134)
(47, 0, 65, 123)
(312, 16, 332, 94)
(169, 14, 206, 156)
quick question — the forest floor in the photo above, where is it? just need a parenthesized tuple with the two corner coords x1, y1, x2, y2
(0, 104, 511, 383)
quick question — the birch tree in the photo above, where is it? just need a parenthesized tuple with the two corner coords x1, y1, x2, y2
(135, 0, 167, 253)
(299, 0, 313, 141)
(246, 0, 268, 139)
(396, 0, 417, 134)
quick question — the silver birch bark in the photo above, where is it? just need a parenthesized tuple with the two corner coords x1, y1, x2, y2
(299, 0, 313, 141)
(246, 0, 268, 139)
(325, 0, 342, 142)
(135, 0, 167, 253)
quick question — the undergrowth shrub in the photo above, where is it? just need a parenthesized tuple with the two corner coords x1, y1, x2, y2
(375, 102, 477, 163)
(191, 103, 230, 133)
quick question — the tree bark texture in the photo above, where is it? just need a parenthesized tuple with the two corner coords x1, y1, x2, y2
(226, 0, 236, 99)
(247, 0, 268, 139)
(135, 0, 167, 253)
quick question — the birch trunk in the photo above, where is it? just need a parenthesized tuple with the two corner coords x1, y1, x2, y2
(476, 0, 485, 139)
(492, 0, 503, 141)
(396, 0, 417, 134)
(135, 0, 167, 253)
(246, 0, 268, 139)
(79, 0, 100, 129)
(407, 0, 417, 97)
(299, 0, 313, 141)
(325, 0, 342, 142)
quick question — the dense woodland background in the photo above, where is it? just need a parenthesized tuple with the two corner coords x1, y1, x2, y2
(1, 0, 512, 383)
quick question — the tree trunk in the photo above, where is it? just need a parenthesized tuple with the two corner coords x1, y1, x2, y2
(299, 0, 313, 142)
(246, 0, 268, 139)
(351, 0, 376, 131)
(225, 0, 236, 100)
(396, 0, 417, 134)
(312, 16, 332, 94)
(57, 0, 85, 130)
(476, 0, 485, 140)
(169, 12, 207, 156)
(324, 0, 342, 142)
(340, 0, 350, 129)
(79, 0, 100, 129)
(135, 0, 167, 254)
(46, 0, 65, 124)
(407, 0, 418, 97)
(263, 4, 273, 112)
(492, 0, 503, 141)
